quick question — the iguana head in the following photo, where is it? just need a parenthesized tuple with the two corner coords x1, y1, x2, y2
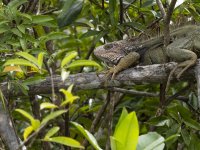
(94, 40, 130, 65)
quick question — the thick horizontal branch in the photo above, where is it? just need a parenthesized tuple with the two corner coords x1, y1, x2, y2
(1, 61, 196, 96)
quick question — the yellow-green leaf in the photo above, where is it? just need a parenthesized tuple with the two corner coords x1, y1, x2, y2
(71, 122, 102, 150)
(61, 51, 78, 68)
(4, 59, 39, 71)
(45, 136, 84, 149)
(41, 110, 67, 125)
(15, 109, 35, 123)
(67, 60, 102, 70)
(38, 52, 45, 69)
(59, 88, 79, 106)
(23, 126, 34, 141)
(31, 119, 40, 131)
(112, 109, 139, 150)
(44, 126, 60, 140)
(40, 102, 58, 110)
(16, 52, 39, 67)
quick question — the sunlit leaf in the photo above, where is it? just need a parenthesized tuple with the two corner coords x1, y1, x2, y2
(61, 51, 78, 68)
(15, 109, 35, 123)
(41, 110, 67, 125)
(60, 88, 79, 106)
(31, 119, 40, 131)
(45, 136, 84, 149)
(23, 126, 34, 141)
(16, 52, 39, 67)
(67, 60, 101, 70)
(44, 126, 60, 140)
(40, 102, 58, 110)
(112, 109, 139, 150)
(71, 122, 102, 150)
(37, 52, 45, 69)
(4, 59, 38, 71)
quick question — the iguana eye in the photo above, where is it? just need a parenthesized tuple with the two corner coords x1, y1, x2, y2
(104, 44, 113, 50)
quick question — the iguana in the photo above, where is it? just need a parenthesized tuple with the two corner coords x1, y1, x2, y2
(94, 25, 200, 81)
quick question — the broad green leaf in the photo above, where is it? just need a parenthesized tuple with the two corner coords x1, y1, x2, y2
(23, 126, 34, 140)
(182, 117, 200, 130)
(32, 15, 54, 24)
(11, 28, 22, 37)
(113, 111, 139, 150)
(38, 52, 45, 69)
(57, 0, 83, 27)
(61, 51, 78, 68)
(23, 76, 46, 86)
(19, 38, 27, 50)
(45, 136, 84, 149)
(67, 84, 73, 93)
(137, 132, 165, 150)
(71, 122, 102, 150)
(114, 108, 128, 133)
(4, 59, 38, 70)
(44, 126, 60, 140)
(109, 0, 118, 25)
(40, 102, 58, 110)
(17, 24, 26, 34)
(110, 136, 123, 150)
(8, 0, 27, 10)
(16, 52, 39, 67)
(41, 110, 67, 125)
(67, 60, 101, 70)
(40, 32, 68, 43)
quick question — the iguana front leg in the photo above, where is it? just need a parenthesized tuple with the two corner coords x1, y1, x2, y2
(108, 51, 140, 79)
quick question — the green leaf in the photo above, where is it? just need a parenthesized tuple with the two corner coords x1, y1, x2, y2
(23, 126, 34, 140)
(22, 76, 46, 86)
(31, 119, 40, 130)
(15, 109, 35, 123)
(45, 136, 84, 149)
(40, 32, 68, 43)
(137, 132, 165, 150)
(67, 60, 102, 70)
(44, 126, 60, 139)
(8, 0, 27, 10)
(15, 109, 40, 130)
(61, 51, 78, 68)
(41, 110, 67, 125)
(182, 117, 200, 130)
(71, 122, 102, 150)
(16, 52, 39, 67)
(32, 15, 54, 24)
(113, 110, 139, 150)
(37, 52, 45, 69)
(57, 0, 83, 27)
(40, 102, 58, 110)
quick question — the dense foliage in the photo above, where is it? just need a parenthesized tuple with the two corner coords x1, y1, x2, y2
(0, 0, 200, 149)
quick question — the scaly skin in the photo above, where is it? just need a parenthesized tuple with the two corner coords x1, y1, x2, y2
(94, 25, 200, 79)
